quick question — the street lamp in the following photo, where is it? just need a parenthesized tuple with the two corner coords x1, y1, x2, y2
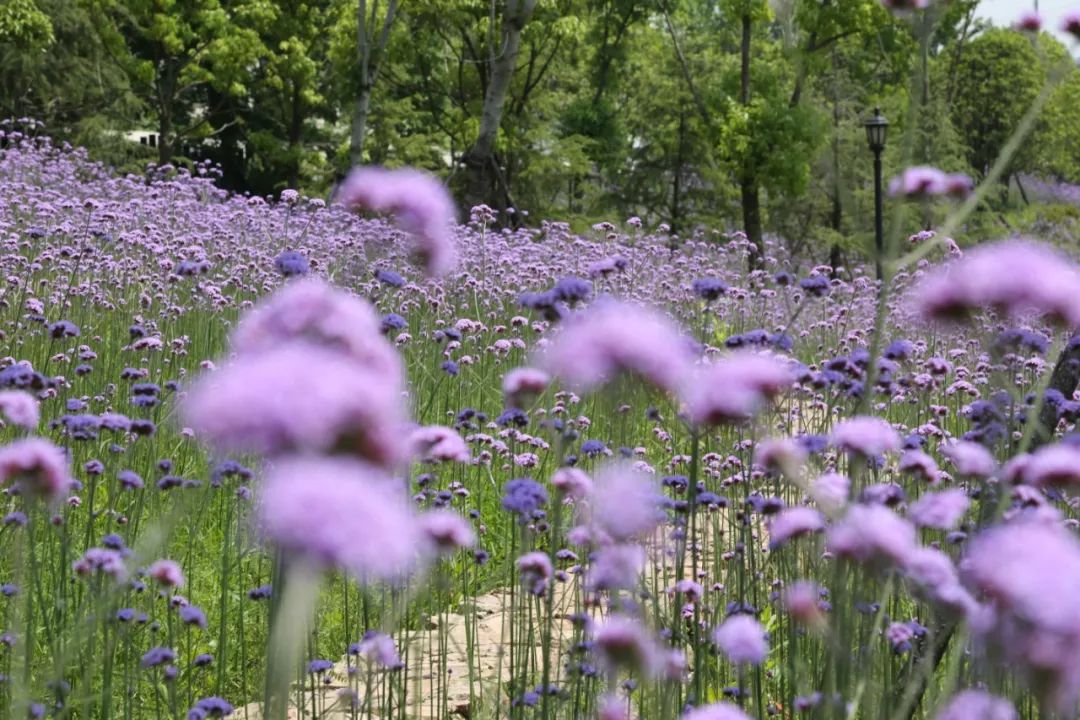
(863, 107, 888, 280)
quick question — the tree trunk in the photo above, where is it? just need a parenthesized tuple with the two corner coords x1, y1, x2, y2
(829, 80, 843, 275)
(671, 109, 686, 233)
(350, 85, 372, 166)
(1015, 173, 1030, 205)
(350, 0, 398, 167)
(459, 0, 538, 211)
(158, 109, 173, 166)
(1032, 336, 1080, 449)
(156, 55, 177, 165)
(945, 4, 975, 107)
(739, 13, 764, 269)
(287, 81, 304, 189)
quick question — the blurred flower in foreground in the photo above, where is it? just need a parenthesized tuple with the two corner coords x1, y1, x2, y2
(538, 298, 694, 395)
(336, 166, 457, 276)
(934, 689, 1016, 720)
(681, 352, 793, 426)
(913, 240, 1080, 328)
(0, 438, 73, 502)
(963, 519, 1080, 713)
(258, 457, 422, 583)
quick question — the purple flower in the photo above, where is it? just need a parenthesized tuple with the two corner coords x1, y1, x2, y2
(3, 511, 27, 527)
(768, 507, 825, 549)
(902, 547, 977, 616)
(940, 440, 996, 477)
(351, 631, 404, 669)
(811, 472, 851, 512)
(191, 696, 234, 717)
(118, 470, 144, 490)
(831, 416, 901, 457)
(580, 439, 608, 457)
(552, 276, 592, 304)
(231, 278, 402, 385)
(538, 299, 693, 394)
(782, 581, 826, 627)
(0, 438, 73, 502)
(1014, 10, 1042, 32)
(892, 166, 946, 197)
(1063, 10, 1080, 39)
(681, 702, 752, 720)
(913, 239, 1080, 328)
(860, 482, 905, 507)
(409, 425, 470, 463)
(179, 605, 207, 629)
(148, 559, 185, 588)
(898, 450, 940, 484)
(48, 320, 79, 338)
(308, 659, 333, 674)
(418, 510, 475, 553)
(58, 414, 100, 441)
(592, 614, 662, 675)
(883, 339, 913, 360)
(586, 543, 646, 592)
(886, 621, 915, 653)
(962, 520, 1080, 712)
(712, 614, 768, 666)
(516, 551, 553, 596)
(374, 268, 406, 287)
(0, 362, 42, 389)
(335, 166, 457, 275)
(798, 275, 830, 297)
(258, 457, 421, 582)
(73, 548, 127, 580)
(934, 690, 1016, 720)
(551, 467, 592, 500)
(501, 367, 549, 409)
(682, 352, 793, 426)
(274, 250, 309, 277)
(754, 437, 808, 476)
(909, 489, 970, 530)
(0, 391, 38, 429)
(183, 342, 407, 467)
(1005, 443, 1080, 488)
(247, 585, 272, 600)
(141, 646, 177, 669)
(501, 478, 548, 518)
(827, 505, 916, 566)
(380, 313, 408, 334)
(691, 278, 728, 302)
(588, 463, 663, 541)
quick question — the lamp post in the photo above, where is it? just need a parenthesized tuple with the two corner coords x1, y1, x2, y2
(863, 107, 888, 280)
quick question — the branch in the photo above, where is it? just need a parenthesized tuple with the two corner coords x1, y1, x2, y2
(660, 7, 718, 138)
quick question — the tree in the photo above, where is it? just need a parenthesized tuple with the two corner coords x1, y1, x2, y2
(241, 0, 337, 192)
(88, 0, 267, 164)
(457, 0, 539, 212)
(343, 0, 400, 166)
(949, 28, 1042, 181)
(0, 0, 53, 49)
(711, 0, 824, 266)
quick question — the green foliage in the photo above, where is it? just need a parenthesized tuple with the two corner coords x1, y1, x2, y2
(8, 0, 1080, 261)
(949, 28, 1042, 178)
(0, 0, 53, 48)
(1033, 58, 1080, 183)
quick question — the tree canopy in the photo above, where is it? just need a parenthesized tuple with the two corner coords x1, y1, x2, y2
(4, 0, 1078, 253)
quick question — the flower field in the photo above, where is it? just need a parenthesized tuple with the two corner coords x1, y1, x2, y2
(1, 129, 1079, 720)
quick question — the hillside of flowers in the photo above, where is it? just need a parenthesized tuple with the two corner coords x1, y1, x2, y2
(2, 129, 1080, 720)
